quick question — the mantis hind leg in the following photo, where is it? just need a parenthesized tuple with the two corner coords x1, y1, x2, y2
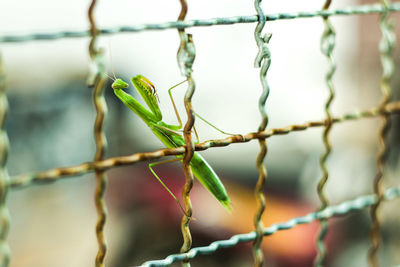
(193, 112, 239, 136)
(148, 158, 192, 218)
(168, 79, 238, 139)
(168, 79, 200, 142)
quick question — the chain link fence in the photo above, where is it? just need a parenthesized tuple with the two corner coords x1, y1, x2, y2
(1, 1, 400, 266)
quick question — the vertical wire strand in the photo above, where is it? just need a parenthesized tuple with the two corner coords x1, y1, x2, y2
(0, 53, 10, 267)
(176, 1, 196, 266)
(368, 0, 395, 266)
(88, 1, 109, 266)
(314, 1, 336, 266)
(253, 1, 271, 266)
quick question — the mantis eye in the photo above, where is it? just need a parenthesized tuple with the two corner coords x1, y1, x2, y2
(112, 78, 129, 90)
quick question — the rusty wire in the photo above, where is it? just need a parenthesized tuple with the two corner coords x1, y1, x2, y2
(176, 1, 196, 265)
(368, 0, 395, 266)
(0, 52, 10, 267)
(88, 1, 109, 266)
(314, 1, 336, 266)
(8, 100, 400, 188)
(252, 0, 271, 266)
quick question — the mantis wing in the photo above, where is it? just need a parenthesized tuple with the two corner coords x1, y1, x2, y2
(190, 152, 231, 212)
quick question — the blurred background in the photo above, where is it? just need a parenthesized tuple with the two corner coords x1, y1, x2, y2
(0, 0, 400, 266)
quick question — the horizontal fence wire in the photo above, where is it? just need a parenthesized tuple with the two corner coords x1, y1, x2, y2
(140, 185, 400, 267)
(0, 3, 399, 43)
(9, 100, 400, 188)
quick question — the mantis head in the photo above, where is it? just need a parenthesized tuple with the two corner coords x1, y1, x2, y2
(111, 74, 162, 121)
(112, 78, 129, 90)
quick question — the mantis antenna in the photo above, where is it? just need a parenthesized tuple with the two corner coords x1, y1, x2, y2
(107, 42, 117, 80)
(105, 72, 116, 81)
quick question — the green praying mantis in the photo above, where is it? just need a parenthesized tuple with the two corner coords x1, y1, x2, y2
(111, 75, 232, 212)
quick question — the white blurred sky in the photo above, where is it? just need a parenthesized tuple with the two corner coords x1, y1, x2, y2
(0, 0, 362, 172)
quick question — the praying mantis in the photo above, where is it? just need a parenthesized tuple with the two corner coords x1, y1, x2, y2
(111, 75, 232, 212)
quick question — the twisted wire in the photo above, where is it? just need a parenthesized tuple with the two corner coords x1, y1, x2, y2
(368, 0, 395, 266)
(1, 3, 400, 43)
(8, 101, 400, 188)
(88, 1, 109, 266)
(0, 52, 10, 267)
(252, 1, 272, 266)
(140, 185, 400, 267)
(176, 2, 196, 265)
(314, 1, 336, 266)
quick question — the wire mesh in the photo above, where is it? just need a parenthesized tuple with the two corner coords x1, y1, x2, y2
(0, 1, 399, 267)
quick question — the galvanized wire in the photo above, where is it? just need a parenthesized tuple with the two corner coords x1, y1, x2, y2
(140, 185, 400, 267)
(88, 1, 109, 266)
(368, 1, 395, 266)
(314, 1, 336, 266)
(252, 0, 271, 266)
(0, 53, 10, 267)
(176, 1, 196, 265)
(1, 3, 400, 43)
(8, 101, 400, 188)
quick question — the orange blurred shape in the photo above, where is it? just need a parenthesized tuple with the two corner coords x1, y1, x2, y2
(193, 182, 321, 263)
